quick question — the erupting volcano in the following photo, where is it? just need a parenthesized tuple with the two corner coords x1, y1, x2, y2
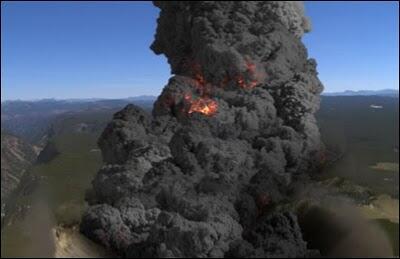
(81, 1, 325, 257)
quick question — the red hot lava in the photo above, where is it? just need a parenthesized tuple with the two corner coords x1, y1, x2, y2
(178, 58, 264, 117)
(184, 93, 218, 117)
(182, 60, 218, 117)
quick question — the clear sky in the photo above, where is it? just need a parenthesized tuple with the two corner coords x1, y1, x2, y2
(1, 1, 399, 100)
(303, 1, 399, 93)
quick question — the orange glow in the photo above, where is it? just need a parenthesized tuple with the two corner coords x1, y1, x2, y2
(236, 60, 262, 89)
(182, 63, 218, 117)
(185, 94, 218, 117)
(177, 58, 265, 117)
(236, 75, 259, 89)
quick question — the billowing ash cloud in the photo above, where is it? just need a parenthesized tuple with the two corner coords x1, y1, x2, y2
(80, 1, 325, 257)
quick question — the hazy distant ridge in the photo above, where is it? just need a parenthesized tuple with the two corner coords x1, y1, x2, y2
(1, 95, 157, 104)
(323, 89, 398, 97)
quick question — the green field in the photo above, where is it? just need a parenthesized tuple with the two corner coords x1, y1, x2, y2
(316, 96, 399, 256)
(33, 133, 102, 224)
(317, 96, 399, 198)
(1, 132, 103, 257)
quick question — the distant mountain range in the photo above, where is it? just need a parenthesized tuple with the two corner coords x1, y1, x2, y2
(4, 89, 398, 102)
(1, 96, 155, 144)
(1, 95, 157, 104)
(322, 89, 398, 97)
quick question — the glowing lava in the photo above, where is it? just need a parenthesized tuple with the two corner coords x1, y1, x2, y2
(182, 63, 218, 117)
(185, 94, 218, 117)
(179, 58, 265, 117)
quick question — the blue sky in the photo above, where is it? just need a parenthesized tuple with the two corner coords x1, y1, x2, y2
(1, 1, 399, 100)
(303, 1, 399, 93)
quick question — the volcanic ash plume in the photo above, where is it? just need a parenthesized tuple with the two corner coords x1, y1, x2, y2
(80, 1, 324, 257)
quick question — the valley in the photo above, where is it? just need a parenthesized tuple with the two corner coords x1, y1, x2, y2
(316, 96, 399, 197)
(1, 131, 39, 227)
(1, 95, 399, 257)
(1, 98, 153, 257)
(316, 95, 399, 255)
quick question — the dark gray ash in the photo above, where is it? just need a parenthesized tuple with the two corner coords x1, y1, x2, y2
(81, 1, 324, 257)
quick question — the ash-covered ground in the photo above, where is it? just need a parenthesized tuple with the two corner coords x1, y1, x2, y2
(80, 1, 325, 257)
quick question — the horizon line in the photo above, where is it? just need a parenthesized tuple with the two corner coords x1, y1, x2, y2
(0, 94, 158, 103)
(1, 88, 399, 102)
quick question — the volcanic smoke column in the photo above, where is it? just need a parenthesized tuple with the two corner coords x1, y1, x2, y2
(80, 1, 325, 258)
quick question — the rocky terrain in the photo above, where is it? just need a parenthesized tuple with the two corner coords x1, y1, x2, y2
(80, 1, 326, 257)
(1, 132, 39, 226)
(53, 226, 114, 258)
